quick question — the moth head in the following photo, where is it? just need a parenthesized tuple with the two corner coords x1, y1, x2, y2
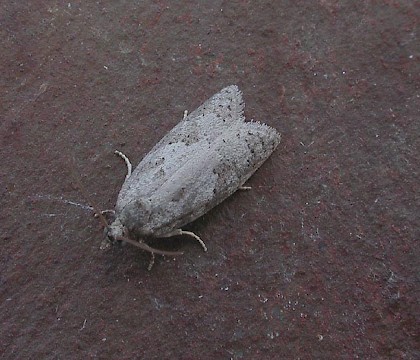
(72, 160, 182, 258)
(101, 218, 126, 249)
(100, 204, 183, 258)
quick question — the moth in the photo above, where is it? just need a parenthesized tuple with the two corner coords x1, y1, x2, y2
(97, 85, 281, 268)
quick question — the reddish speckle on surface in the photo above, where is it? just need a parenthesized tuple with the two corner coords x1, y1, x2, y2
(1, 1, 419, 359)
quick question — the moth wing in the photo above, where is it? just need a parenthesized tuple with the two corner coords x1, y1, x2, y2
(117, 85, 245, 207)
(151, 84, 244, 150)
(143, 121, 281, 236)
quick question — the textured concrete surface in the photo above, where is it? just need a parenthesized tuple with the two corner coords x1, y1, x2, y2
(1, 1, 419, 359)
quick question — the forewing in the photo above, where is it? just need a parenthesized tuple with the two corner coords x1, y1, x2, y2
(143, 121, 281, 236)
(116, 85, 245, 208)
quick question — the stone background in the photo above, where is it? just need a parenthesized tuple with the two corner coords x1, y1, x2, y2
(1, 1, 418, 358)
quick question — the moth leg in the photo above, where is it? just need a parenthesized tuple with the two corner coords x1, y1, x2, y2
(114, 150, 132, 180)
(182, 230, 207, 251)
(183, 110, 188, 119)
(94, 209, 115, 218)
(163, 229, 208, 252)
(100, 238, 112, 250)
(147, 253, 155, 271)
(239, 186, 252, 190)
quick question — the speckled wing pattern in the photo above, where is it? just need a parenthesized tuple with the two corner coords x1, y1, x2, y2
(116, 85, 245, 207)
(116, 85, 281, 237)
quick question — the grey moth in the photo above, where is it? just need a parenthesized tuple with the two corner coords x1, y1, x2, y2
(100, 85, 281, 267)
